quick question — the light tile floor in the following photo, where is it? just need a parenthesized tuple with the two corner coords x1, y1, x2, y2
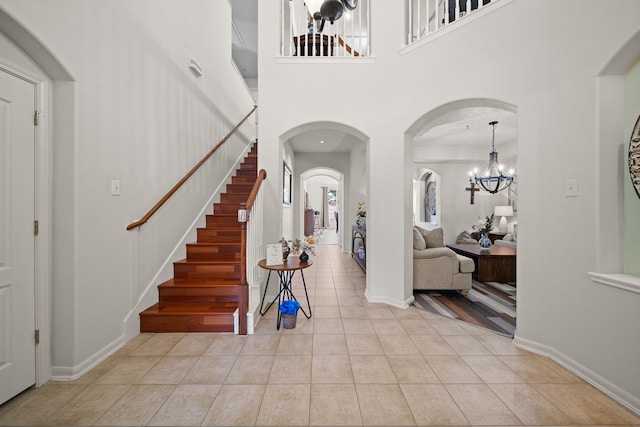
(1, 245, 639, 426)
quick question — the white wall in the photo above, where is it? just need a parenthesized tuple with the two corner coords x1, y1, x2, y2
(259, 0, 640, 412)
(0, 0, 255, 376)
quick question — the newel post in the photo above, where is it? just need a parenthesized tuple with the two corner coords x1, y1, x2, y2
(238, 202, 248, 335)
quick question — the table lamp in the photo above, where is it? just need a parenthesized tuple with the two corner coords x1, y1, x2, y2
(494, 205, 513, 234)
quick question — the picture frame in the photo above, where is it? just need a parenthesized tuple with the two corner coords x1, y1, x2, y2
(283, 162, 292, 206)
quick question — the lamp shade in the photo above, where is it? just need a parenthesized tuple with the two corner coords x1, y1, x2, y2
(495, 205, 513, 234)
(494, 206, 513, 217)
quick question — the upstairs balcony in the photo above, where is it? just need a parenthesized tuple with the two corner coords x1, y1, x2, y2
(280, 0, 370, 58)
(278, 0, 507, 59)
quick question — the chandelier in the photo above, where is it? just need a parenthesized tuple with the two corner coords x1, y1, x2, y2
(470, 121, 514, 194)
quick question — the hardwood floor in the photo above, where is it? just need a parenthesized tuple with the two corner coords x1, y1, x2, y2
(414, 280, 516, 337)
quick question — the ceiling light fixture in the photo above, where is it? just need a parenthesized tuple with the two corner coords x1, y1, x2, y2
(471, 121, 514, 194)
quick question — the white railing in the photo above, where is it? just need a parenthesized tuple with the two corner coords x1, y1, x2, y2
(406, 0, 494, 44)
(281, 0, 370, 58)
(246, 184, 265, 325)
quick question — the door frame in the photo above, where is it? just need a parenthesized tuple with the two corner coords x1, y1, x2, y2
(0, 58, 51, 387)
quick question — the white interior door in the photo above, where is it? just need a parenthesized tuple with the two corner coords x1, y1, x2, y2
(0, 69, 36, 405)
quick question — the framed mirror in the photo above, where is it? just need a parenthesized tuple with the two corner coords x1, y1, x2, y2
(630, 115, 640, 199)
(283, 162, 292, 206)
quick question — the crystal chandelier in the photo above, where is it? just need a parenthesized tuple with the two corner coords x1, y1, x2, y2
(471, 121, 514, 194)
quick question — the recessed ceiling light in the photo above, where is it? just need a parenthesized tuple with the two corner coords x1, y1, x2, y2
(320, 140, 325, 144)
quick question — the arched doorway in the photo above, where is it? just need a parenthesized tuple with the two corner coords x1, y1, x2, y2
(300, 168, 343, 246)
(406, 98, 519, 336)
(279, 121, 368, 257)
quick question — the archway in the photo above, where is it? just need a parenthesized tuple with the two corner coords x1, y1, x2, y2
(280, 121, 368, 256)
(300, 168, 343, 246)
(406, 98, 519, 336)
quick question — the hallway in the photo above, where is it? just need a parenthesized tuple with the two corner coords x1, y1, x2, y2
(0, 246, 637, 426)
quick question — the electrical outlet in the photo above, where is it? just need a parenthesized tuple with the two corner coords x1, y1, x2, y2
(565, 179, 578, 197)
(111, 180, 121, 196)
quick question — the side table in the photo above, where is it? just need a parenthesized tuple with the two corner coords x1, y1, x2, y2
(258, 257, 313, 329)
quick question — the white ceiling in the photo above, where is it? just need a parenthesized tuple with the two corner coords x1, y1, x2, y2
(231, 0, 258, 78)
(415, 107, 517, 150)
(288, 128, 362, 153)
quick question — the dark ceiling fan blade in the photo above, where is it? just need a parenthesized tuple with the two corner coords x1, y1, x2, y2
(342, 0, 358, 11)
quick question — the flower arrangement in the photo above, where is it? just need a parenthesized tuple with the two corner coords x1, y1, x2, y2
(473, 213, 495, 234)
(356, 201, 366, 218)
(286, 236, 315, 255)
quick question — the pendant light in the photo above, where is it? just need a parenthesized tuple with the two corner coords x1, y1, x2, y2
(472, 121, 514, 194)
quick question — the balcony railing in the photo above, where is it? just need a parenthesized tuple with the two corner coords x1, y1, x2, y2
(281, 0, 370, 58)
(406, 0, 495, 45)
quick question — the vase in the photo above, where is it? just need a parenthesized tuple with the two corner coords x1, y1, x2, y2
(356, 217, 366, 227)
(299, 250, 309, 262)
(358, 246, 366, 260)
(479, 232, 492, 249)
(282, 246, 290, 262)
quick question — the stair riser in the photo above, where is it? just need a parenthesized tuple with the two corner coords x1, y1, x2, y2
(214, 203, 244, 214)
(231, 176, 256, 185)
(186, 244, 240, 261)
(235, 169, 257, 177)
(174, 263, 241, 280)
(240, 162, 257, 170)
(159, 286, 240, 302)
(197, 228, 241, 243)
(220, 193, 250, 204)
(206, 215, 243, 227)
(140, 314, 234, 333)
(226, 184, 254, 193)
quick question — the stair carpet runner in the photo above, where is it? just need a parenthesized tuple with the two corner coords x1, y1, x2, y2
(139, 144, 257, 333)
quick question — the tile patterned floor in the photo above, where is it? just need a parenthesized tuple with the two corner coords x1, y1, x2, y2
(0, 245, 639, 426)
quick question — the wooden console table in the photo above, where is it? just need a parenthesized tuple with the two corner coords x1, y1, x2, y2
(351, 226, 366, 272)
(447, 243, 516, 283)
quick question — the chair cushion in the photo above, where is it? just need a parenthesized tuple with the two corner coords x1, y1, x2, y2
(413, 227, 426, 250)
(416, 226, 445, 248)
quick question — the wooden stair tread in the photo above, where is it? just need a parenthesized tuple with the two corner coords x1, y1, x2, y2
(159, 278, 240, 287)
(175, 259, 241, 265)
(141, 302, 237, 315)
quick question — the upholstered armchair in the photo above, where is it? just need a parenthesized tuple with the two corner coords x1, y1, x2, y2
(413, 227, 475, 294)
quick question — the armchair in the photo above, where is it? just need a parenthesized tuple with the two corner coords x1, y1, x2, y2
(413, 227, 475, 294)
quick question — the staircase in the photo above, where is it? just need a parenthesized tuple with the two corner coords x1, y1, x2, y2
(139, 143, 257, 332)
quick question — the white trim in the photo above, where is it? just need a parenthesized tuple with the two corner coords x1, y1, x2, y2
(275, 57, 376, 65)
(513, 334, 640, 416)
(0, 58, 52, 387)
(400, 0, 515, 55)
(51, 335, 124, 381)
(364, 290, 415, 309)
(588, 272, 640, 295)
(233, 309, 255, 335)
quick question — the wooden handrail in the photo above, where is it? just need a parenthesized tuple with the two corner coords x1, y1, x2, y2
(337, 36, 360, 57)
(246, 169, 267, 212)
(126, 105, 258, 230)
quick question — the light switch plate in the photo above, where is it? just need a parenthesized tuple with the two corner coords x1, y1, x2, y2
(111, 180, 121, 196)
(565, 179, 578, 197)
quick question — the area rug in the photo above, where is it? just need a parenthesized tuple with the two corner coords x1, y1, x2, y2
(413, 280, 516, 337)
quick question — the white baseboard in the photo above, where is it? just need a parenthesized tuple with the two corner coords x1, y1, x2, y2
(233, 309, 255, 334)
(364, 290, 415, 309)
(51, 335, 125, 381)
(513, 335, 640, 416)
